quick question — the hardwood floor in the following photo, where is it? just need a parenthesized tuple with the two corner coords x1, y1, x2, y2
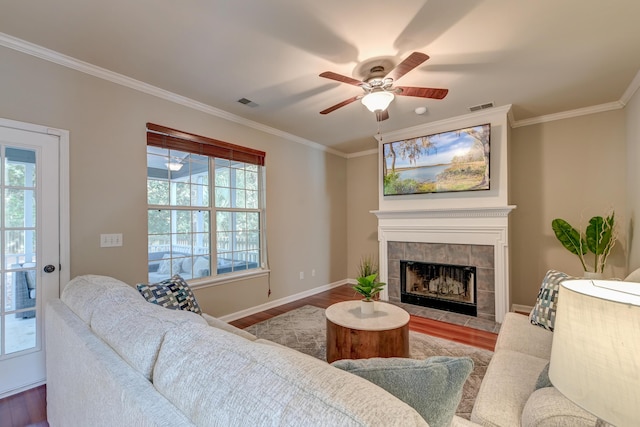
(1, 284, 497, 427)
(0, 384, 48, 427)
(229, 284, 498, 352)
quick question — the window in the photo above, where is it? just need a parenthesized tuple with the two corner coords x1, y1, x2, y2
(146, 123, 265, 283)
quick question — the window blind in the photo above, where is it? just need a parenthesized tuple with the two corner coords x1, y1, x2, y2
(146, 123, 265, 166)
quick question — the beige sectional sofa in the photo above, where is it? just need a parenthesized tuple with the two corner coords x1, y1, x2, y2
(470, 312, 596, 426)
(47, 272, 619, 426)
(46, 275, 479, 427)
(471, 267, 640, 426)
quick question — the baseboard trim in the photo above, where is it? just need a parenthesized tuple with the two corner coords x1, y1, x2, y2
(219, 279, 349, 322)
(511, 304, 533, 314)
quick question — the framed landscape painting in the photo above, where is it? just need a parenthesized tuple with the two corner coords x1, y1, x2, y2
(382, 123, 491, 196)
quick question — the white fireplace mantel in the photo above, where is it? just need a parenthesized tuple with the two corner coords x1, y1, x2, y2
(373, 206, 516, 323)
(372, 206, 516, 220)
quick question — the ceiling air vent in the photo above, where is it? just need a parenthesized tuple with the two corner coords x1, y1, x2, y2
(468, 102, 494, 112)
(237, 97, 259, 107)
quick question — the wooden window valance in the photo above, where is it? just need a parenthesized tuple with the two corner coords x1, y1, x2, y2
(146, 123, 265, 166)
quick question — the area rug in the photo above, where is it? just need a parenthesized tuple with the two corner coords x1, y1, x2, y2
(244, 305, 493, 419)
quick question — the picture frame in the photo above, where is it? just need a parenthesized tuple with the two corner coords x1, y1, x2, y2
(382, 123, 491, 196)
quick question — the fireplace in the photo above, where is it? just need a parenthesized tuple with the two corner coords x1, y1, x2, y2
(401, 261, 477, 316)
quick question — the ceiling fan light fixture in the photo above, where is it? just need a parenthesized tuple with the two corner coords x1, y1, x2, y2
(361, 91, 395, 112)
(165, 161, 183, 171)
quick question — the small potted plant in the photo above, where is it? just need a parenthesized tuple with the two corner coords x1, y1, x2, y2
(551, 209, 617, 277)
(353, 255, 386, 314)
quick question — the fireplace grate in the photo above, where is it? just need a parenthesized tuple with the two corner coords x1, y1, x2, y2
(400, 260, 477, 316)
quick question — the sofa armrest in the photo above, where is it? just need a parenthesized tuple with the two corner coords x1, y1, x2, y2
(201, 313, 257, 341)
(522, 387, 597, 427)
(495, 312, 553, 359)
(471, 349, 549, 427)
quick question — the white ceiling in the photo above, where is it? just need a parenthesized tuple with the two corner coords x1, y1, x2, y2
(2, 0, 640, 154)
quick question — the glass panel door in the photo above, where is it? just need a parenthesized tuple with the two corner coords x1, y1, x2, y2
(2, 147, 38, 356)
(0, 122, 60, 398)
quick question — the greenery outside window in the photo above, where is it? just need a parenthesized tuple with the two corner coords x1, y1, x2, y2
(146, 123, 266, 283)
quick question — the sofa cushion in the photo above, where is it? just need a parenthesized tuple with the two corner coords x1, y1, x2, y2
(61, 275, 140, 323)
(529, 270, 573, 331)
(153, 323, 429, 426)
(158, 254, 182, 275)
(332, 356, 473, 427)
(521, 386, 597, 427)
(90, 290, 207, 380)
(137, 274, 202, 314)
(495, 312, 553, 359)
(471, 349, 549, 427)
(193, 256, 209, 277)
(624, 267, 640, 282)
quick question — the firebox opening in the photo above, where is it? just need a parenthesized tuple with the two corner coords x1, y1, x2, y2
(400, 260, 478, 317)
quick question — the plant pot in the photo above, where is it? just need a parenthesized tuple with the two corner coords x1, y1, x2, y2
(583, 271, 605, 279)
(360, 299, 375, 315)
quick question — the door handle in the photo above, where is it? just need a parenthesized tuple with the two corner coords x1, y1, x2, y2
(44, 264, 56, 273)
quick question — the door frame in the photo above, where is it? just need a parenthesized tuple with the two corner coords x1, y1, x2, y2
(0, 117, 70, 396)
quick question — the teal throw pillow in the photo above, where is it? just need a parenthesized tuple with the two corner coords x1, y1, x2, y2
(529, 269, 574, 331)
(137, 274, 202, 314)
(331, 356, 473, 427)
(535, 362, 553, 390)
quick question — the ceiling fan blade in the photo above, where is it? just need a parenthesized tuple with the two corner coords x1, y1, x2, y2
(386, 52, 429, 82)
(376, 110, 390, 122)
(320, 96, 361, 115)
(395, 86, 448, 99)
(319, 71, 363, 86)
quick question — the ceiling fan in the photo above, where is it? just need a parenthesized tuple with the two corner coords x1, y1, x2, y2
(319, 52, 448, 121)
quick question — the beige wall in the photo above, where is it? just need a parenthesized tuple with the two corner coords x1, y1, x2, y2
(346, 111, 630, 308)
(346, 152, 379, 278)
(626, 88, 640, 271)
(0, 46, 347, 317)
(510, 110, 627, 305)
(2, 44, 635, 316)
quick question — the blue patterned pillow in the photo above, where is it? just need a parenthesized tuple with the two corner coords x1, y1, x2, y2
(137, 274, 202, 314)
(529, 269, 573, 331)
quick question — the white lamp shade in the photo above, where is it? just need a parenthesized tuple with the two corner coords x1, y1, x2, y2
(549, 279, 640, 426)
(361, 91, 394, 112)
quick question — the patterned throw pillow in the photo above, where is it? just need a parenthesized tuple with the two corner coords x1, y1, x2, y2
(137, 274, 202, 314)
(529, 269, 573, 331)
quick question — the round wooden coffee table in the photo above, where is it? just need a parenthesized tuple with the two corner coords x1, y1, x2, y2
(325, 300, 410, 363)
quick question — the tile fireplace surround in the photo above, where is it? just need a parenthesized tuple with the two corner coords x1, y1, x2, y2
(389, 241, 497, 333)
(373, 206, 515, 331)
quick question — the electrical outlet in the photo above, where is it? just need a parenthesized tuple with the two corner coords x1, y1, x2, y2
(100, 233, 123, 247)
(299, 271, 304, 280)
(312, 269, 316, 277)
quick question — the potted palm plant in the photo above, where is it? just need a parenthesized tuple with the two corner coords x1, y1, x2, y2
(353, 255, 386, 314)
(551, 209, 617, 277)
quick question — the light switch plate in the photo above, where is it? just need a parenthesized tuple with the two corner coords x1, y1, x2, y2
(100, 233, 123, 247)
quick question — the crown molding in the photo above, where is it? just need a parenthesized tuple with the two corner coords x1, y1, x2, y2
(3, 32, 638, 159)
(346, 148, 378, 159)
(510, 101, 625, 128)
(0, 32, 349, 159)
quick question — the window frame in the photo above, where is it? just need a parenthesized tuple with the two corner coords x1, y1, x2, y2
(146, 124, 268, 287)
